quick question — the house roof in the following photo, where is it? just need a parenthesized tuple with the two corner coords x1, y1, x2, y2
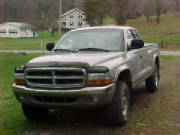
(0, 22, 33, 29)
(61, 8, 84, 17)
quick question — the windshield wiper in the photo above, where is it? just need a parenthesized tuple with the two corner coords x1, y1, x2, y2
(79, 48, 110, 52)
(54, 49, 77, 53)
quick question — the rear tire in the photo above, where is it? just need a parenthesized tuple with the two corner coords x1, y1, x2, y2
(104, 81, 130, 126)
(22, 104, 49, 120)
(146, 64, 160, 92)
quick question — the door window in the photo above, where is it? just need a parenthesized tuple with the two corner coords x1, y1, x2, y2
(126, 29, 135, 47)
(126, 30, 134, 40)
(132, 29, 141, 39)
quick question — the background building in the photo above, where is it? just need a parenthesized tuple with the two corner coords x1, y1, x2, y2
(61, 8, 89, 30)
(0, 22, 36, 38)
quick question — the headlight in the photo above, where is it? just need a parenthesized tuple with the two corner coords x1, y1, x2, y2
(14, 66, 26, 85)
(86, 73, 113, 86)
(15, 66, 25, 73)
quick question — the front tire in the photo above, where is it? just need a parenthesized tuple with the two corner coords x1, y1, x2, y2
(104, 81, 130, 126)
(146, 64, 160, 92)
(22, 104, 49, 120)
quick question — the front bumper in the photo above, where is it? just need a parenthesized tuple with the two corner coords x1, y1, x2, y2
(12, 83, 116, 109)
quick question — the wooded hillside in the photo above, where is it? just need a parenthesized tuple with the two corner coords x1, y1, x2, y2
(0, 0, 178, 29)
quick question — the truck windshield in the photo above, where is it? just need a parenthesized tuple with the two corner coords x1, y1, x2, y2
(54, 29, 124, 52)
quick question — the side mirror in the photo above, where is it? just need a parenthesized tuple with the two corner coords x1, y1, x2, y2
(46, 43, 55, 51)
(128, 39, 144, 50)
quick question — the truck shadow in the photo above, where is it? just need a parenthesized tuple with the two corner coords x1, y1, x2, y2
(130, 84, 153, 111)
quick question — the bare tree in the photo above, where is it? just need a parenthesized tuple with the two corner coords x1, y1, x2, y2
(0, 0, 178, 29)
(142, 0, 153, 23)
(128, 0, 142, 19)
(155, 0, 161, 23)
(84, 0, 109, 26)
(173, 0, 180, 12)
(112, 0, 129, 25)
(0, 0, 4, 22)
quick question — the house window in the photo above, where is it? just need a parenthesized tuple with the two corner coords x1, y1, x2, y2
(78, 22, 82, 26)
(0, 29, 6, 33)
(9, 29, 18, 34)
(62, 22, 66, 26)
(70, 15, 74, 18)
(70, 22, 74, 26)
(78, 15, 82, 18)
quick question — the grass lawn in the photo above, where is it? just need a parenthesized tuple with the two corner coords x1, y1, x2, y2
(0, 53, 178, 135)
(0, 31, 60, 50)
(127, 12, 180, 49)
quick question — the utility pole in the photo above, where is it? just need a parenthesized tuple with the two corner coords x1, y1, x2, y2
(59, 0, 62, 38)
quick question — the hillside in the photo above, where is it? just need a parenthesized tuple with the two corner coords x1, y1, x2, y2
(127, 13, 180, 49)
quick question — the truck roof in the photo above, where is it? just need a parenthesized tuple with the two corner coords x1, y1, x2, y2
(71, 26, 135, 32)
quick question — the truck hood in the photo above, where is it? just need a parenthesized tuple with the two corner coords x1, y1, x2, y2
(26, 52, 125, 68)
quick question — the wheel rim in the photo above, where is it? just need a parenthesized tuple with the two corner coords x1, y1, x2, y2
(154, 66, 159, 87)
(121, 96, 128, 117)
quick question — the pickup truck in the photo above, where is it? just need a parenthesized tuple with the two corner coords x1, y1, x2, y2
(12, 26, 160, 126)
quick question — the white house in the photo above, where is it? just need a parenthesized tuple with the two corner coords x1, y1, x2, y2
(0, 22, 36, 38)
(61, 8, 89, 30)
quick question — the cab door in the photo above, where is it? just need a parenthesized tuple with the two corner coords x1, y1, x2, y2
(126, 29, 143, 84)
(132, 29, 152, 78)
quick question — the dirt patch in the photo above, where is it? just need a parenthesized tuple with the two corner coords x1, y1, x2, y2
(161, 57, 180, 129)
(127, 56, 180, 134)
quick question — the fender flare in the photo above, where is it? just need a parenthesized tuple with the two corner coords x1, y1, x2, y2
(114, 65, 131, 82)
(153, 54, 160, 68)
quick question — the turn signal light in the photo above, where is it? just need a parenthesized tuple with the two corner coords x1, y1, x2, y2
(86, 79, 112, 86)
(14, 79, 26, 85)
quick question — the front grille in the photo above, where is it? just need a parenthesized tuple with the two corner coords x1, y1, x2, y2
(35, 96, 77, 103)
(25, 68, 86, 88)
